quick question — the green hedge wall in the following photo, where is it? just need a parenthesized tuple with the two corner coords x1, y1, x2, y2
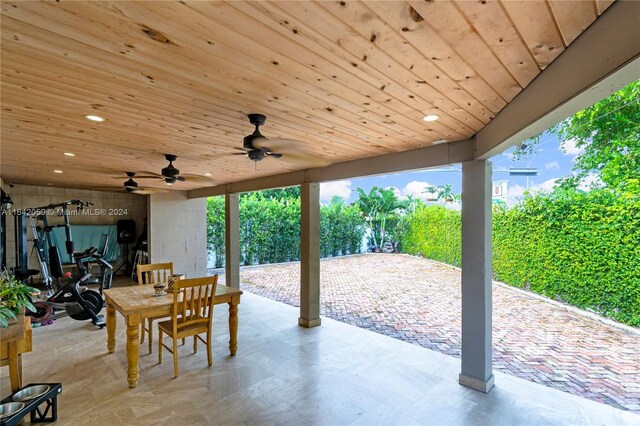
(401, 188, 640, 326)
(402, 205, 462, 268)
(207, 193, 365, 268)
(493, 188, 639, 326)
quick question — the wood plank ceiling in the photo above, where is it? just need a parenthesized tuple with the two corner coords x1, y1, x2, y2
(0, 0, 614, 191)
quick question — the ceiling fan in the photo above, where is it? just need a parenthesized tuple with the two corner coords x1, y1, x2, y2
(94, 172, 169, 194)
(233, 114, 328, 167)
(139, 154, 216, 185)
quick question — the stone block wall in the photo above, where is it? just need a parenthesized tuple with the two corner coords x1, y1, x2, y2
(1, 181, 147, 273)
(148, 191, 207, 279)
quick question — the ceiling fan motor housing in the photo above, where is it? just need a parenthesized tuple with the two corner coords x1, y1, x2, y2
(162, 154, 180, 177)
(162, 164, 180, 177)
(243, 132, 260, 150)
(124, 178, 138, 189)
(248, 149, 265, 162)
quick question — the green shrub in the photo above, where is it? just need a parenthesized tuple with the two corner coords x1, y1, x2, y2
(402, 205, 461, 267)
(207, 190, 365, 267)
(400, 187, 640, 327)
(492, 187, 639, 326)
(206, 197, 225, 268)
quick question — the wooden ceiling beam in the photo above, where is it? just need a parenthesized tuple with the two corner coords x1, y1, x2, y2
(188, 138, 474, 198)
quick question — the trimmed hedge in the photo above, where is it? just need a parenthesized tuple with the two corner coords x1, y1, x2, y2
(401, 188, 640, 326)
(207, 192, 365, 268)
(401, 205, 461, 268)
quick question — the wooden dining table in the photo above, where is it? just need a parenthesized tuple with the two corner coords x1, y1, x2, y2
(103, 284, 242, 388)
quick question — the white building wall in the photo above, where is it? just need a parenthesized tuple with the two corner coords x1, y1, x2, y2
(148, 191, 207, 279)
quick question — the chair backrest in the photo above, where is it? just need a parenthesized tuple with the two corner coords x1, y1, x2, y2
(136, 262, 174, 285)
(172, 275, 218, 332)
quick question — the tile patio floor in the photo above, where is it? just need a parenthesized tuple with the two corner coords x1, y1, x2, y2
(212, 253, 640, 413)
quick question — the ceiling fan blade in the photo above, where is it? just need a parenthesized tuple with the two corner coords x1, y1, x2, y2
(252, 137, 302, 153)
(92, 187, 124, 191)
(233, 146, 247, 152)
(135, 175, 164, 180)
(133, 187, 169, 194)
(176, 176, 186, 182)
(139, 171, 164, 179)
(278, 152, 330, 167)
(266, 152, 283, 158)
(180, 174, 217, 183)
(232, 152, 247, 156)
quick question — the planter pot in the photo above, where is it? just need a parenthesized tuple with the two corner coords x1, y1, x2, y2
(1, 309, 26, 343)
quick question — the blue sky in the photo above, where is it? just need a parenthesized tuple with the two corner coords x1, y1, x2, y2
(319, 132, 585, 206)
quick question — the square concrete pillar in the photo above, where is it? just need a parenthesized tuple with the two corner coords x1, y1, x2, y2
(225, 193, 240, 289)
(299, 182, 321, 328)
(459, 159, 494, 393)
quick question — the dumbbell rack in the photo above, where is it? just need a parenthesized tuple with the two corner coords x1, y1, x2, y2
(0, 383, 61, 426)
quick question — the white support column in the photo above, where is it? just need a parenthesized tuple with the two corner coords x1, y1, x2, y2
(459, 159, 494, 393)
(299, 182, 321, 328)
(225, 193, 240, 289)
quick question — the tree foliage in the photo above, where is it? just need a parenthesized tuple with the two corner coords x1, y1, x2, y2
(355, 186, 408, 249)
(515, 80, 640, 191)
(558, 81, 639, 190)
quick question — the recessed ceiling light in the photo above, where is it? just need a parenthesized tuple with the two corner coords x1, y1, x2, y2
(85, 115, 105, 122)
(204, 173, 213, 177)
(63, 152, 76, 157)
(432, 139, 447, 145)
(422, 114, 440, 122)
(53, 170, 63, 174)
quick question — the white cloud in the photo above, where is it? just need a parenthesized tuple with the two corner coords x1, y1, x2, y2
(535, 178, 559, 192)
(545, 161, 560, 170)
(401, 180, 438, 201)
(320, 180, 352, 202)
(561, 138, 585, 157)
(507, 184, 525, 207)
(578, 172, 603, 191)
(506, 178, 557, 207)
(502, 151, 514, 161)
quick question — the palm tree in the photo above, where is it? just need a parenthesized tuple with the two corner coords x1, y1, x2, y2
(355, 187, 382, 248)
(423, 185, 439, 202)
(436, 184, 455, 203)
(377, 187, 408, 246)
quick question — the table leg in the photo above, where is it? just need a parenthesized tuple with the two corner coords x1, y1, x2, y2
(126, 314, 141, 388)
(228, 301, 238, 355)
(8, 343, 21, 392)
(106, 302, 116, 353)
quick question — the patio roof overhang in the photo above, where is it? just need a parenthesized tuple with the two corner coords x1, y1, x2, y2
(2, 0, 639, 398)
(1, 1, 637, 193)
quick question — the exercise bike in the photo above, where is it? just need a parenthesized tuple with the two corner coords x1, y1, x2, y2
(30, 246, 106, 328)
(23, 200, 106, 328)
(76, 233, 114, 295)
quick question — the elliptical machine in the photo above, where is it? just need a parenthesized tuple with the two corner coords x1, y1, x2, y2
(24, 200, 106, 328)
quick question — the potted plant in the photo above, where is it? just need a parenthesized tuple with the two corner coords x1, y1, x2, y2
(0, 270, 37, 328)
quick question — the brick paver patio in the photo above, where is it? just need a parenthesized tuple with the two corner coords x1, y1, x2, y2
(212, 253, 640, 413)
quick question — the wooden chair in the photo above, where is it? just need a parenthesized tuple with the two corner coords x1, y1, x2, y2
(136, 262, 173, 354)
(158, 275, 218, 378)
